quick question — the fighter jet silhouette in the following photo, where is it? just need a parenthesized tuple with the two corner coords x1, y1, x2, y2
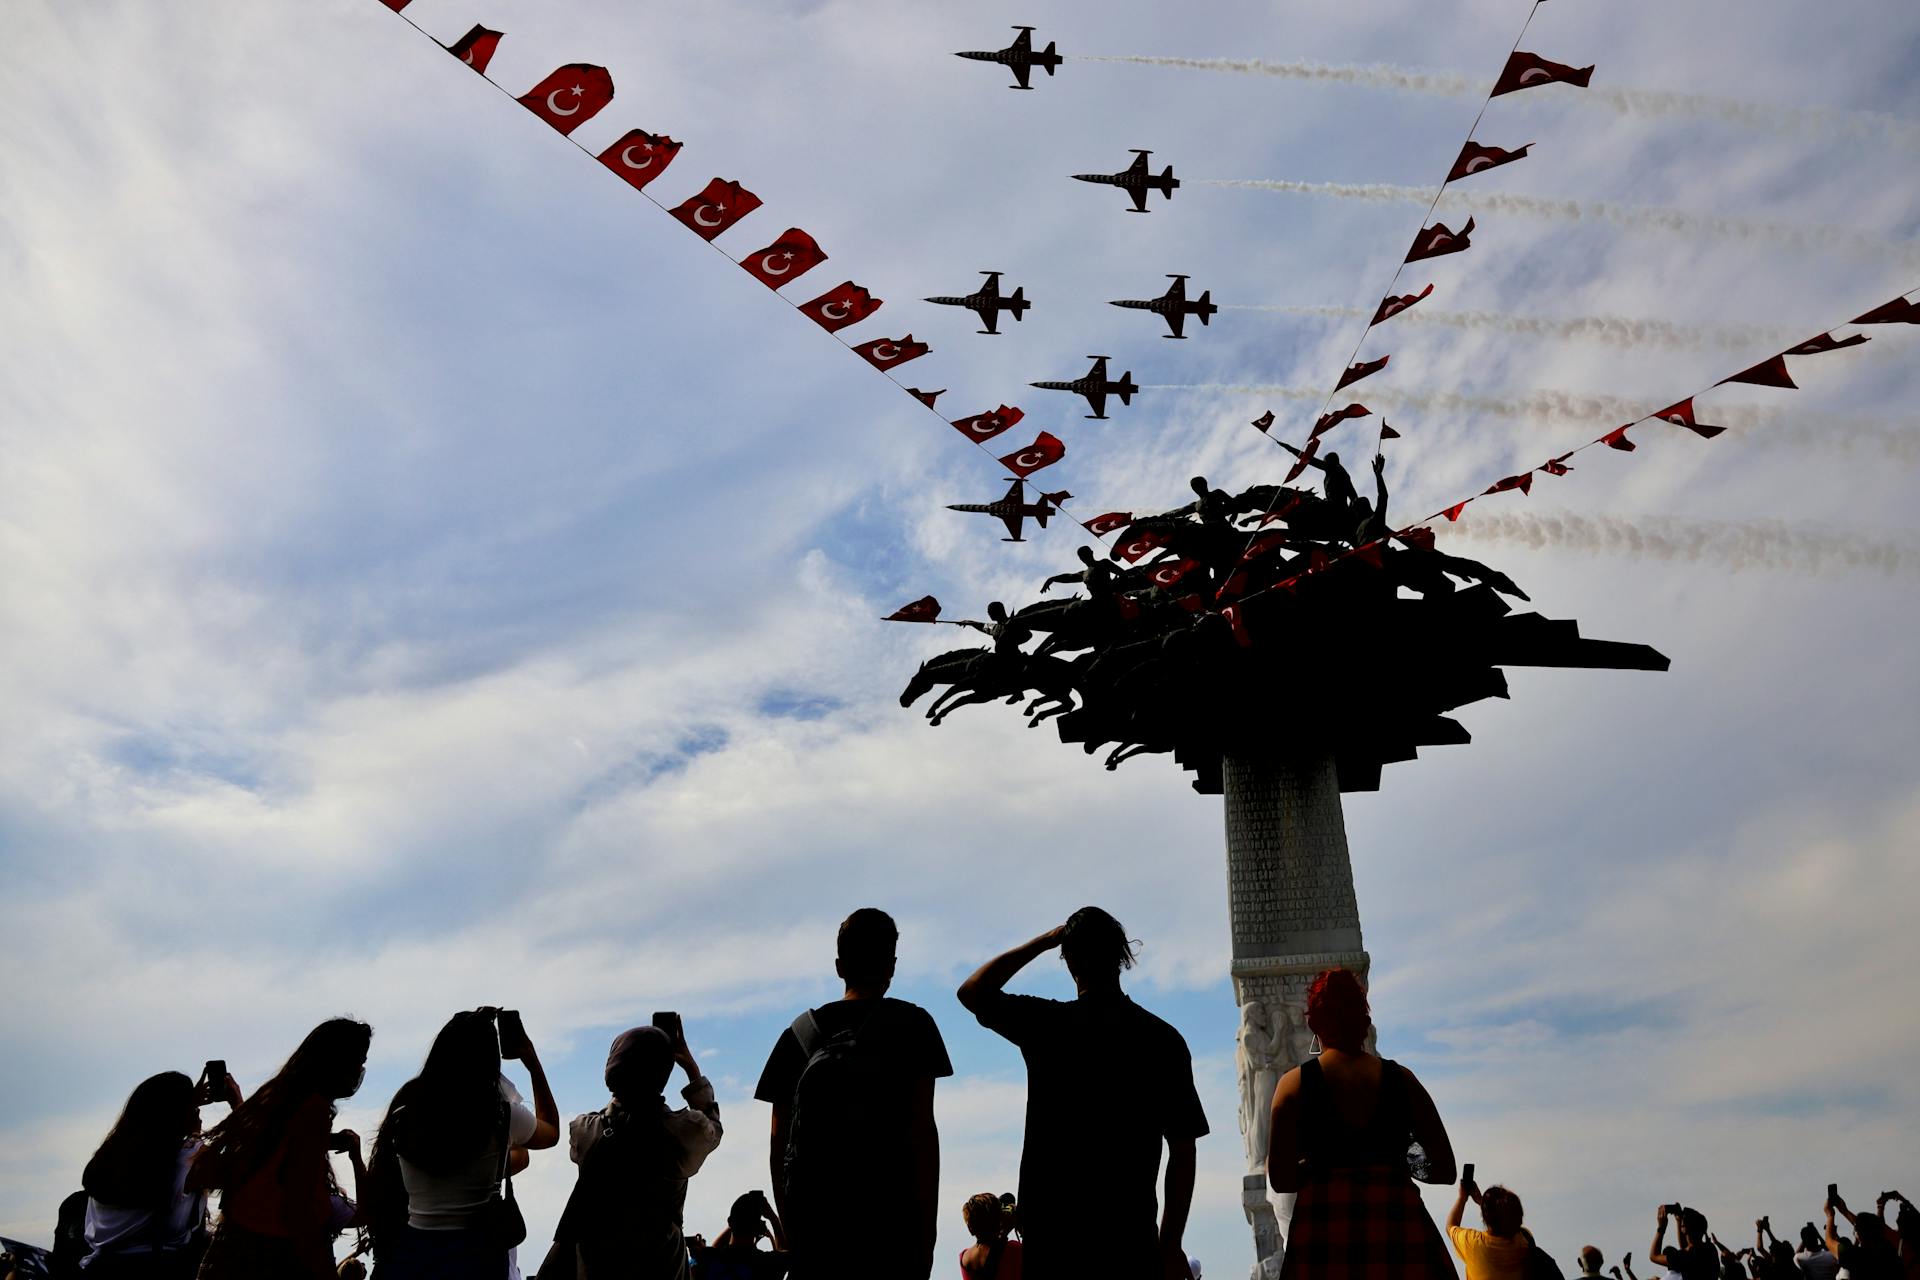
(925, 271, 1030, 334)
(1110, 274, 1216, 339)
(1073, 149, 1180, 213)
(955, 26, 1062, 90)
(947, 478, 1061, 541)
(1029, 356, 1138, 419)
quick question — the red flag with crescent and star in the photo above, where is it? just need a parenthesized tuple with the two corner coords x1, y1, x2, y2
(1239, 532, 1288, 563)
(1085, 512, 1133, 536)
(999, 432, 1066, 478)
(949, 405, 1023, 443)
(1406, 218, 1475, 263)
(884, 596, 941, 623)
(799, 281, 880, 332)
(1148, 559, 1202, 589)
(1652, 398, 1725, 438)
(518, 65, 614, 135)
(1784, 332, 1869, 355)
(1491, 51, 1594, 97)
(1447, 140, 1532, 183)
(597, 129, 681, 192)
(669, 178, 762, 242)
(1541, 453, 1575, 476)
(741, 229, 828, 288)
(1114, 528, 1170, 563)
(1852, 297, 1919, 325)
(1251, 410, 1276, 433)
(447, 26, 503, 73)
(907, 388, 943, 408)
(1372, 284, 1434, 326)
(1336, 356, 1389, 391)
(852, 335, 929, 370)
(1311, 403, 1372, 440)
(1221, 603, 1252, 648)
(1380, 422, 1401, 439)
(1600, 425, 1637, 451)
(1718, 354, 1797, 389)
(1484, 472, 1533, 496)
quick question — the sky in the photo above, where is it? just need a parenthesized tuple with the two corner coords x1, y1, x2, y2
(1, 0, 1917, 1273)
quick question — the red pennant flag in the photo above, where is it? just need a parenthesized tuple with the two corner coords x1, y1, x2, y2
(1442, 500, 1471, 522)
(1354, 542, 1386, 569)
(1447, 140, 1532, 183)
(1115, 596, 1143, 620)
(1380, 422, 1401, 440)
(1484, 472, 1534, 496)
(1306, 550, 1332, 574)
(1406, 217, 1475, 263)
(1718, 354, 1797, 389)
(1216, 569, 1250, 600)
(1221, 603, 1252, 648)
(884, 595, 941, 623)
(1652, 398, 1725, 438)
(597, 129, 681, 191)
(1086, 511, 1134, 536)
(1174, 593, 1207, 613)
(1372, 284, 1434, 326)
(799, 281, 881, 332)
(1600, 425, 1637, 451)
(1491, 51, 1595, 97)
(1336, 355, 1389, 391)
(852, 334, 929, 370)
(907, 388, 943, 408)
(1115, 528, 1170, 563)
(1260, 493, 1305, 526)
(1311, 403, 1372, 439)
(949, 405, 1024, 443)
(518, 65, 615, 135)
(1148, 559, 1202, 589)
(1785, 332, 1870, 355)
(669, 178, 763, 241)
(1251, 410, 1276, 433)
(740, 228, 829, 288)
(1851, 297, 1920, 325)
(447, 26, 504, 73)
(1000, 431, 1066, 478)
(1239, 532, 1288, 563)
(1541, 453, 1575, 476)
(1283, 437, 1321, 483)
(1274, 576, 1302, 596)
(1399, 527, 1437, 552)
(1038, 489, 1072, 507)
(380, 0, 411, 10)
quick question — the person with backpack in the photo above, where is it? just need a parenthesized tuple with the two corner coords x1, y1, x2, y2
(538, 1021, 722, 1280)
(957, 1193, 1022, 1280)
(957, 908, 1209, 1280)
(753, 908, 952, 1280)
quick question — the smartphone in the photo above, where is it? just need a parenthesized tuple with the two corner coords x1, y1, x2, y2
(496, 1010, 528, 1059)
(329, 1131, 354, 1153)
(1828, 1184, 1839, 1206)
(653, 1011, 683, 1045)
(199, 1060, 227, 1104)
(1461, 1163, 1474, 1186)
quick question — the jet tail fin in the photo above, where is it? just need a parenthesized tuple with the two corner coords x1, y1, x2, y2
(1198, 291, 1213, 323)
(1118, 376, 1135, 405)
(1033, 505, 1051, 528)
(1011, 286, 1027, 315)
(1043, 42, 1058, 71)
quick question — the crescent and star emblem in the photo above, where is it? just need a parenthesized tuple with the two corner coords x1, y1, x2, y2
(761, 253, 793, 276)
(693, 204, 726, 228)
(1519, 68, 1551, 84)
(1465, 156, 1493, 173)
(620, 145, 654, 170)
(870, 343, 900, 361)
(820, 300, 853, 320)
(546, 86, 584, 116)
(1013, 451, 1045, 469)
(462, 51, 476, 65)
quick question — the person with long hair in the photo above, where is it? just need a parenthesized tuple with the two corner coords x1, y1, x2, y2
(364, 1009, 558, 1279)
(79, 1069, 241, 1277)
(1266, 969, 1457, 1279)
(191, 1018, 373, 1280)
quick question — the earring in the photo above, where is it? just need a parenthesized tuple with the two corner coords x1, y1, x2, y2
(1309, 1034, 1322, 1056)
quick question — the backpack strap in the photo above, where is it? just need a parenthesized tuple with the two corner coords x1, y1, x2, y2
(791, 1009, 825, 1060)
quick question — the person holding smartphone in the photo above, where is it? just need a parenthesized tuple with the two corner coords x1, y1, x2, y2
(538, 1014, 723, 1280)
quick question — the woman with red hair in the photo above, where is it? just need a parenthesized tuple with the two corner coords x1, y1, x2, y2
(1266, 969, 1458, 1279)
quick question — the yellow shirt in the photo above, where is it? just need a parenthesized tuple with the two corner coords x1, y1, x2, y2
(1449, 1226, 1533, 1280)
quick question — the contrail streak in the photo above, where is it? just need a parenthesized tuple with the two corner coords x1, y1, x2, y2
(1218, 305, 1839, 356)
(1199, 179, 1920, 267)
(1446, 510, 1918, 577)
(1146, 384, 1920, 462)
(1075, 55, 1920, 149)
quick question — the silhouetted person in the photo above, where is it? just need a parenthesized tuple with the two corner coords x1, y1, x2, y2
(1580, 1247, 1607, 1278)
(79, 1069, 240, 1276)
(191, 1018, 372, 1280)
(1276, 444, 1359, 514)
(1792, 1222, 1838, 1280)
(1447, 1178, 1534, 1280)
(1040, 547, 1118, 599)
(365, 1009, 558, 1278)
(755, 908, 951, 1280)
(55, 1189, 93, 1278)
(1651, 1207, 1718, 1280)
(1267, 969, 1456, 1280)
(958, 1192, 1023, 1280)
(958, 908, 1207, 1280)
(690, 1192, 790, 1279)
(1827, 1192, 1899, 1280)
(542, 1021, 723, 1279)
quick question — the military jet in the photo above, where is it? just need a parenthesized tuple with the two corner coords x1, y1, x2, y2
(1073, 149, 1180, 213)
(947, 478, 1061, 542)
(1029, 356, 1138, 419)
(955, 26, 1062, 90)
(1110, 274, 1217, 339)
(925, 271, 1030, 335)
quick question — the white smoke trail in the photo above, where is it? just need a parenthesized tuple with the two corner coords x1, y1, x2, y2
(1199, 179, 1920, 267)
(1075, 55, 1920, 149)
(1220, 304, 1802, 354)
(1446, 509, 1918, 577)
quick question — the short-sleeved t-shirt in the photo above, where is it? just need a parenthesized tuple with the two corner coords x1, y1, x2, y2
(398, 1076, 538, 1231)
(969, 989, 1208, 1247)
(1836, 1238, 1900, 1280)
(1448, 1227, 1531, 1280)
(1795, 1249, 1841, 1280)
(1659, 1242, 1721, 1280)
(84, 1142, 206, 1259)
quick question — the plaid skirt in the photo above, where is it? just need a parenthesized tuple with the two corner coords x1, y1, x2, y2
(1278, 1165, 1458, 1280)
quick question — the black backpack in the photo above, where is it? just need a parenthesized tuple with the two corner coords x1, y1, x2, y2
(780, 1005, 883, 1199)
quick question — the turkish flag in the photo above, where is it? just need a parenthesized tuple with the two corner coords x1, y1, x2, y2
(852, 334, 929, 370)
(884, 595, 941, 623)
(1380, 422, 1401, 439)
(1251, 410, 1276, 433)
(1491, 51, 1595, 97)
(1311, 403, 1372, 440)
(1600, 425, 1637, 451)
(518, 65, 615, 135)
(670, 178, 763, 241)
(1354, 542, 1386, 568)
(1148, 559, 1202, 589)
(1718, 354, 1797, 389)
(1541, 453, 1574, 476)
(1785, 332, 1870, 355)
(1240, 532, 1288, 563)
(1085, 511, 1134, 536)
(1399, 527, 1437, 552)
(1284, 437, 1321, 483)
(1406, 217, 1475, 263)
(907, 388, 943, 408)
(950, 405, 1024, 443)
(1038, 489, 1072, 507)
(1336, 356, 1389, 390)
(1652, 397, 1724, 438)
(1000, 432, 1066, 477)
(1221, 603, 1252, 648)
(1216, 569, 1250, 600)
(1448, 140, 1532, 183)
(1372, 283, 1434, 326)
(1114, 528, 1170, 563)
(1484, 472, 1533, 496)
(597, 129, 681, 192)
(741, 228, 829, 288)
(1306, 550, 1332, 574)
(381, 0, 411, 9)
(1442, 500, 1471, 522)
(799, 281, 881, 331)
(447, 26, 503, 74)
(1851, 297, 1919, 325)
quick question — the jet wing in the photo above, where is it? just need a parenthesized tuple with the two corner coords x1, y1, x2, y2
(1086, 355, 1109, 380)
(976, 274, 1001, 303)
(1009, 28, 1033, 55)
(1000, 511, 1025, 540)
(975, 304, 1001, 334)
(1011, 61, 1033, 89)
(1128, 185, 1149, 212)
(1163, 310, 1187, 339)
(1161, 276, 1188, 306)
(1082, 387, 1109, 418)
(1126, 151, 1149, 177)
